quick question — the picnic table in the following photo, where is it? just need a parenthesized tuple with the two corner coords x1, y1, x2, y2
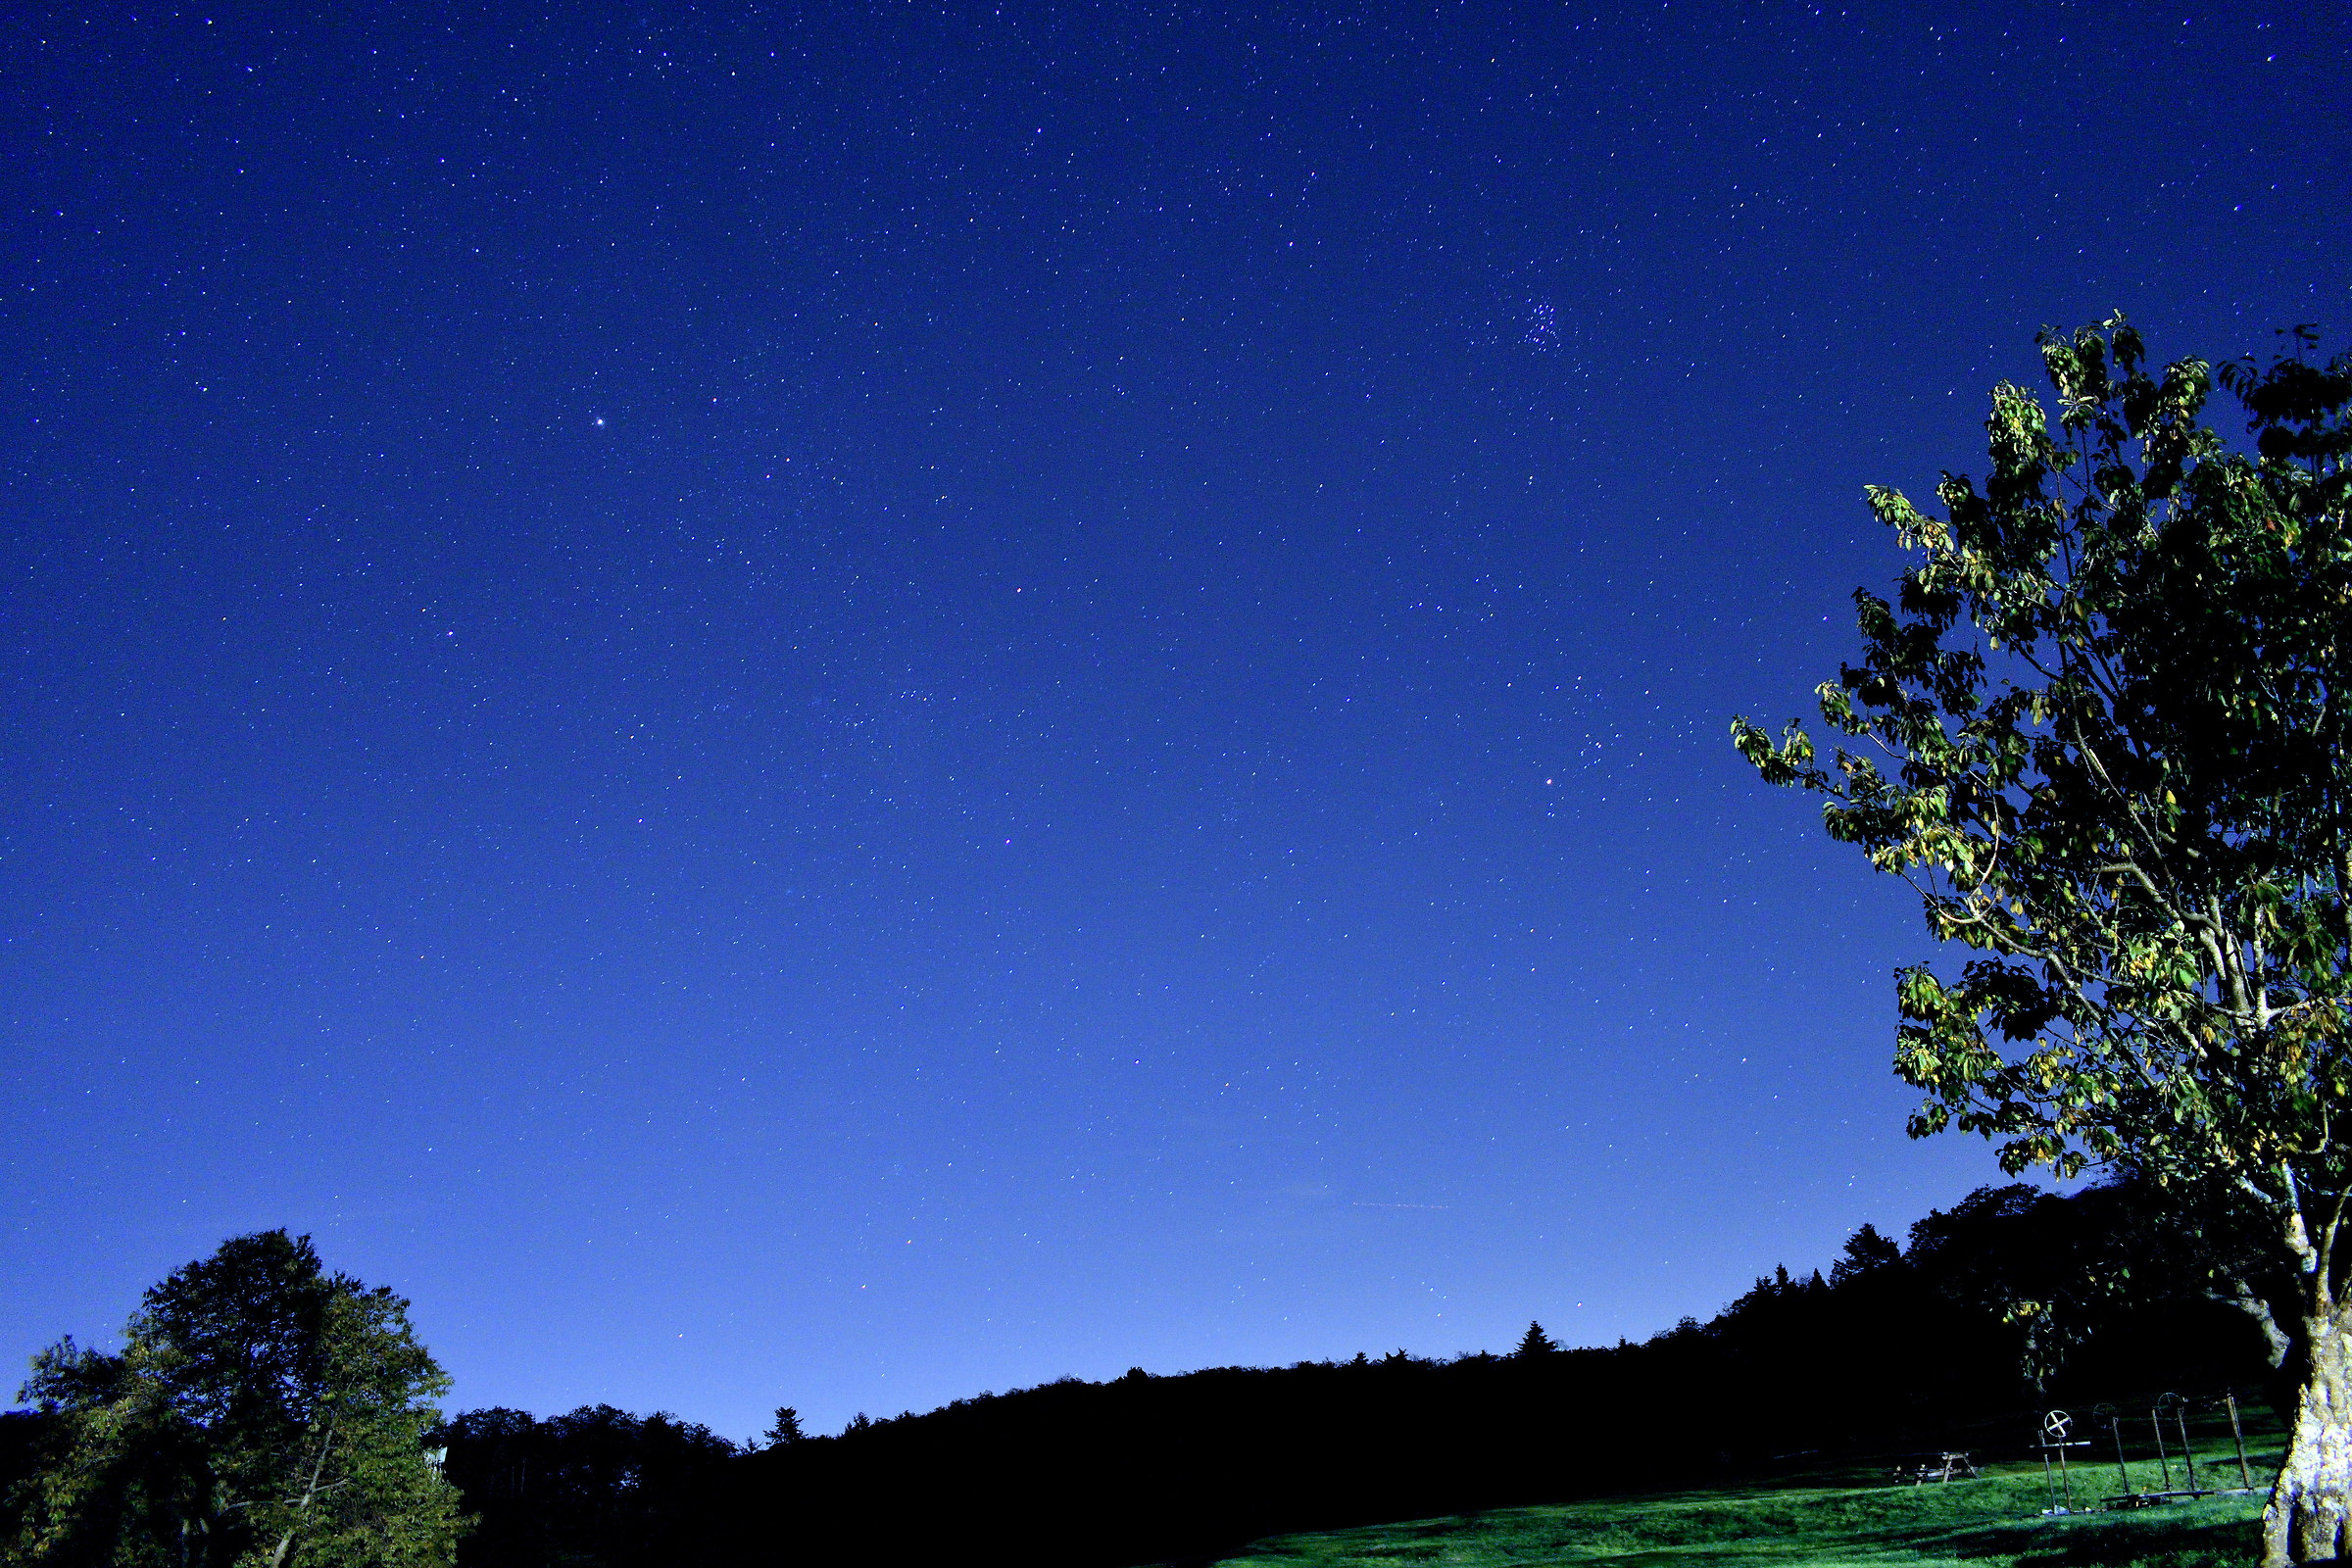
(1893, 1452, 1980, 1486)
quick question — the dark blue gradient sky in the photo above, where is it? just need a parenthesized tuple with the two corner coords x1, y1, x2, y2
(4, 1, 2345, 1439)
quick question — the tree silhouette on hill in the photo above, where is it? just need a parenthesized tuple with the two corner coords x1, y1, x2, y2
(1831, 1223, 1901, 1283)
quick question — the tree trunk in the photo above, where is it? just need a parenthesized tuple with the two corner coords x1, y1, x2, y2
(2266, 1316, 2352, 1565)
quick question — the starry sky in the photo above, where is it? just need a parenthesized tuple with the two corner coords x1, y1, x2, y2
(4, 0, 2346, 1440)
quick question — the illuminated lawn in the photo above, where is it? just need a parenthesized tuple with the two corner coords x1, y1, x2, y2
(1208, 1443, 2278, 1568)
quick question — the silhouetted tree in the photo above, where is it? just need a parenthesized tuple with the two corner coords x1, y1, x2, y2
(437, 1404, 734, 1568)
(1830, 1223, 1902, 1283)
(1513, 1323, 1558, 1357)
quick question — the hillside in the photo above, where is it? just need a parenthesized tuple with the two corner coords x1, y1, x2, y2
(416, 1178, 2284, 1568)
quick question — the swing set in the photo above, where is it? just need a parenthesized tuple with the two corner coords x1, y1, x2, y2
(2035, 1392, 2260, 1512)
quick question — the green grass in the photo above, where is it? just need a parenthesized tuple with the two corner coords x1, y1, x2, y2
(1208, 1440, 2280, 1568)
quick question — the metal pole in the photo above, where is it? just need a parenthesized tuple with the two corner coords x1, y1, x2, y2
(2059, 1442, 2074, 1508)
(2177, 1405, 2200, 1494)
(2151, 1408, 2174, 1493)
(2042, 1450, 2057, 1511)
(2113, 1416, 2133, 1496)
(2229, 1393, 2254, 1490)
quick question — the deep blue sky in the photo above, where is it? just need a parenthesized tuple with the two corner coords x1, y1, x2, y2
(4, 0, 2345, 1440)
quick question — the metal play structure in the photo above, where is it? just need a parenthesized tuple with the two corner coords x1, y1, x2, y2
(2081, 1392, 2259, 1509)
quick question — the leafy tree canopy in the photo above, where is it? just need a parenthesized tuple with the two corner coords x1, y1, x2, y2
(6, 1231, 465, 1568)
(1735, 317, 2352, 1562)
(1737, 318, 2352, 1198)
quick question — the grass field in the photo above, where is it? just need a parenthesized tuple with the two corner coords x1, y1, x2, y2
(1210, 1423, 2282, 1568)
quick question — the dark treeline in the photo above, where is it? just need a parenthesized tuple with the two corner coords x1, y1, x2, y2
(424, 1179, 2277, 1568)
(435, 1406, 739, 1568)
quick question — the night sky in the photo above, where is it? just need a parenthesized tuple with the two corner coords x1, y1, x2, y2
(5, 1, 2346, 1441)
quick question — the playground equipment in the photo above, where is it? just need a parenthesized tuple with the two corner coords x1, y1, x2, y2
(2033, 1408, 2090, 1513)
(2088, 1392, 2260, 1508)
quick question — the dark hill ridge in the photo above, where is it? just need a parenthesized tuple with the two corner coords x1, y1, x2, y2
(416, 1179, 2278, 1568)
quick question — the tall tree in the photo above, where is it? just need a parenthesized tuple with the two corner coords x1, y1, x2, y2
(6, 1231, 466, 1568)
(1828, 1224, 1901, 1284)
(1512, 1323, 1558, 1358)
(1734, 318, 2352, 1562)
